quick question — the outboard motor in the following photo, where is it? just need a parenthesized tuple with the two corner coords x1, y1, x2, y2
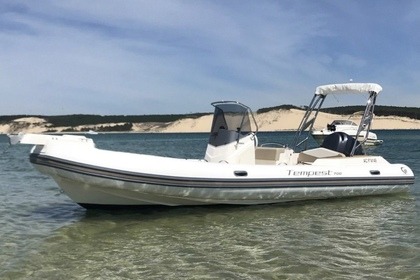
(321, 132, 363, 156)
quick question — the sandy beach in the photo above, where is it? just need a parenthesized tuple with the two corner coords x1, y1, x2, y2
(1, 109, 420, 134)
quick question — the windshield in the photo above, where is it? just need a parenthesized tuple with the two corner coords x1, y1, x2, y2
(208, 101, 257, 146)
(331, 120, 357, 126)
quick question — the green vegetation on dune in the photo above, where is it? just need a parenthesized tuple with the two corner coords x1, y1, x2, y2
(256, 104, 302, 114)
(257, 105, 420, 120)
(44, 113, 210, 127)
(0, 113, 209, 126)
(320, 105, 420, 120)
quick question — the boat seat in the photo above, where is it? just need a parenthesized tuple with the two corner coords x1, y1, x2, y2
(255, 147, 285, 165)
(298, 147, 345, 163)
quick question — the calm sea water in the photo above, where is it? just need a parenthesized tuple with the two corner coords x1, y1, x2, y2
(0, 131, 419, 279)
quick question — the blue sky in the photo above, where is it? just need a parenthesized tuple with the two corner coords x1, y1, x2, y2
(1, 0, 419, 115)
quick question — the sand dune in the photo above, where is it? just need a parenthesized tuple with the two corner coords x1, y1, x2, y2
(1, 109, 420, 134)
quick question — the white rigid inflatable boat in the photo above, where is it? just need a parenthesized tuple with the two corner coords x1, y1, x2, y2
(9, 83, 415, 208)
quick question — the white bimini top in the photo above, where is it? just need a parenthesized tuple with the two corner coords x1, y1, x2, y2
(315, 83, 382, 96)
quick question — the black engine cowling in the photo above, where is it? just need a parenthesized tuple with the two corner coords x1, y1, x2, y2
(321, 132, 363, 156)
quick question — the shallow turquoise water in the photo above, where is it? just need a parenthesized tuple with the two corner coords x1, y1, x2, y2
(0, 131, 419, 279)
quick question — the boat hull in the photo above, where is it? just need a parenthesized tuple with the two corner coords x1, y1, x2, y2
(30, 152, 413, 208)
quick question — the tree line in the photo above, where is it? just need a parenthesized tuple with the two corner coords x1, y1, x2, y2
(257, 105, 420, 120)
(0, 113, 208, 127)
(1, 105, 419, 127)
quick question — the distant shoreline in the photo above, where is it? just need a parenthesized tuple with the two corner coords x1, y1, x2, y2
(2, 109, 420, 134)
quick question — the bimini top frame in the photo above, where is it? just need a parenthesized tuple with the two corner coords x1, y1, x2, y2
(292, 83, 382, 155)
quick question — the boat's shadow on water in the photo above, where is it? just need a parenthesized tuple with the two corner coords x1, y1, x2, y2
(30, 192, 415, 225)
(24, 188, 416, 249)
(29, 202, 86, 223)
